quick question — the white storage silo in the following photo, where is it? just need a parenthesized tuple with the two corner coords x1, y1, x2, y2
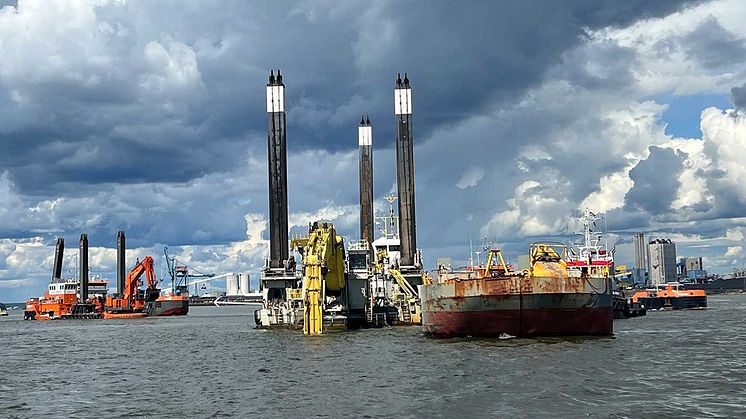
(239, 273, 250, 296)
(226, 273, 238, 296)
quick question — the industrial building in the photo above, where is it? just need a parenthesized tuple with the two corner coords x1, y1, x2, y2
(628, 233, 708, 285)
(225, 273, 253, 296)
(649, 239, 677, 285)
(679, 257, 707, 280)
(631, 233, 648, 285)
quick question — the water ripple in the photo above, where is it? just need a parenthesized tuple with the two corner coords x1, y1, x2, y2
(2, 298, 746, 417)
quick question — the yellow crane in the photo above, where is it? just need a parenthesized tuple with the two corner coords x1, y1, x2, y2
(291, 222, 346, 335)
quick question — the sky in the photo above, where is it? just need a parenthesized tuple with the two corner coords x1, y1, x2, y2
(1, 0, 746, 301)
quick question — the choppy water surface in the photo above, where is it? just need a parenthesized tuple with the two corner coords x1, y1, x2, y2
(2, 296, 746, 418)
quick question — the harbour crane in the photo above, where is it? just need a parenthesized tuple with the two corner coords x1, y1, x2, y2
(163, 246, 215, 296)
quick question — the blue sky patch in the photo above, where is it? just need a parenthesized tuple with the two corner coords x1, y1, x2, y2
(658, 93, 732, 138)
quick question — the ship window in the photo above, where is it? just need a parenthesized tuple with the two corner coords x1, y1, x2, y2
(349, 253, 367, 270)
(389, 245, 400, 252)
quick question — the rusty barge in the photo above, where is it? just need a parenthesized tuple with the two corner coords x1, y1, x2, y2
(421, 211, 614, 338)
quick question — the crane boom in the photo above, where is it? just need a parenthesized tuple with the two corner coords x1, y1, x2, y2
(105, 255, 157, 314)
(293, 222, 346, 335)
(124, 256, 156, 296)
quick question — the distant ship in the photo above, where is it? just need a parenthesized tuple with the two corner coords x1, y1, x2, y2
(631, 283, 707, 310)
(189, 294, 218, 306)
(682, 276, 746, 294)
(421, 211, 614, 338)
(214, 291, 262, 306)
(0, 303, 8, 316)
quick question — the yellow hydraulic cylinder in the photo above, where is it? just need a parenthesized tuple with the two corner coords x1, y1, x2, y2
(303, 254, 323, 335)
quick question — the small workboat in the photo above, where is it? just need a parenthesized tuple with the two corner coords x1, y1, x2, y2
(631, 283, 707, 310)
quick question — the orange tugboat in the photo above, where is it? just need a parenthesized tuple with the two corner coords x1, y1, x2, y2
(631, 283, 707, 310)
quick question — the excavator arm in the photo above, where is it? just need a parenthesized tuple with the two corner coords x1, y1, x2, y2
(123, 256, 157, 304)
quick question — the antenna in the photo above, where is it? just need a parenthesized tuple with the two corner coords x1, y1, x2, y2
(469, 225, 474, 269)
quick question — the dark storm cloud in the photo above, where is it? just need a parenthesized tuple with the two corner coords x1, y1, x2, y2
(604, 209, 653, 232)
(6, 0, 746, 302)
(624, 146, 685, 214)
(682, 17, 746, 69)
(0, 0, 697, 195)
(733, 83, 746, 110)
(0, 0, 702, 253)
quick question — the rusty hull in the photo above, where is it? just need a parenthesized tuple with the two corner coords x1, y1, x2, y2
(421, 275, 613, 338)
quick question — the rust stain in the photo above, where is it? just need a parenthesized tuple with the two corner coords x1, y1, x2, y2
(446, 274, 593, 297)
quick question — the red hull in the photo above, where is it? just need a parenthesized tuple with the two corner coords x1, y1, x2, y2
(154, 306, 189, 316)
(146, 298, 189, 316)
(423, 307, 613, 338)
(421, 276, 614, 339)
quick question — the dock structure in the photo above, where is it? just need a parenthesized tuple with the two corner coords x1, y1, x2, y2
(358, 116, 374, 245)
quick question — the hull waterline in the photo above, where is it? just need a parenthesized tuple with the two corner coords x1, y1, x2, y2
(421, 276, 614, 339)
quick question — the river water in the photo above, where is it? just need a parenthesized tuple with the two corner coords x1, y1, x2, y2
(2, 295, 745, 418)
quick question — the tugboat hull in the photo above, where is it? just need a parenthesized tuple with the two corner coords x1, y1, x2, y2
(636, 295, 707, 310)
(631, 285, 707, 310)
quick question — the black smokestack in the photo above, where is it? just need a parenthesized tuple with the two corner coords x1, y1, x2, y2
(79, 234, 89, 302)
(358, 116, 374, 244)
(394, 73, 417, 267)
(117, 230, 126, 296)
(52, 238, 64, 280)
(266, 69, 289, 268)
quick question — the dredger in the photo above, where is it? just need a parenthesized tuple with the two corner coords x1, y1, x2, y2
(254, 71, 425, 334)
